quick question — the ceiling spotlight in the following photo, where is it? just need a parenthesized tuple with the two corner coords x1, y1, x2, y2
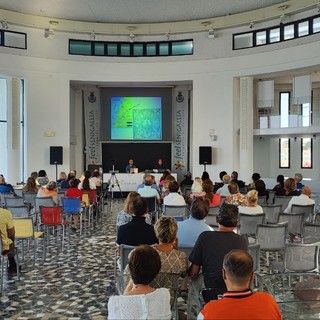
(280, 13, 287, 24)
(129, 33, 135, 43)
(44, 25, 55, 39)
(249, 21, 255, 29)
(90, 31, 96, 40)
(1, 19, 8, 30)
(165, 32, 170, 41)
(208, 28, 215, 39)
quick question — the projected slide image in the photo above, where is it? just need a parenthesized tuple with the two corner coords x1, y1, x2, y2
(111, 97, 162, 140)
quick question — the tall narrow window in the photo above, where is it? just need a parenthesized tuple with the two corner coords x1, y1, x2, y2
(280, 92, 290, 128)
(301, 138, 312, 168)
(279, 138, 290, 168)
(302, 102, 311, 127)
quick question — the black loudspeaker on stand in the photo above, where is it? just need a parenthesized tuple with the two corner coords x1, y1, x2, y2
(199, 146, 212, 171)
(50, 146, 63, 181)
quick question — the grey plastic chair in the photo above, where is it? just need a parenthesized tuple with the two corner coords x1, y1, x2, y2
(114, 244, 136, 277)
(163, 205, 187, 221)
(291, 204, 315, 223)
(256, 222, 287, 266)
(258, 196, 267, 206)
(279, 212, 304, 235)
(6, 205, 30, 218)
(274, 196, 292, 210)
(205, 206, 219, 228)
(238, 213, 265, 238)
(261, 204, 282, 223)
(4, 196, 25, 207)
(248, 243, 261, 286)
(302, 223, 320, 244)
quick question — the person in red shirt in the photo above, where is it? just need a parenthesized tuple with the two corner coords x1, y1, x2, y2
(65, 178, 82, 230)
(198, 250, 282, 320)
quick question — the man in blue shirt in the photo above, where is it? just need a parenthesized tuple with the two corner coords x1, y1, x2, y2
(125, 159, 136, 173)
(177, 197, 212, 245)
(0, 176, 15, 194)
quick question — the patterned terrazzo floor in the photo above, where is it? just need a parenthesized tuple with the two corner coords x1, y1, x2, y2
(0, 199, 121, 320)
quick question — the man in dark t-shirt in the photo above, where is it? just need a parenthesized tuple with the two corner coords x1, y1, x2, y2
(189, 203, 248, 300)
(116, 196, 158, 246)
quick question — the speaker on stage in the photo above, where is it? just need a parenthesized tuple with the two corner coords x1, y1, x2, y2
(199, 146, 212, 165)
(50, 146, 63, 165)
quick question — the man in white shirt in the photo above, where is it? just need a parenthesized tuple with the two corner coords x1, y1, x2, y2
(216, 175, 231, 197)
(163, 181, 185, 206)
(137, 176, 160, 201)
(284, 186, 315, 213)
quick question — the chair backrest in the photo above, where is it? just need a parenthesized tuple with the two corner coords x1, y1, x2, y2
(258, 196, 267, 206)
(261, 204, 282, 224)
(119, 244, 136, 272)
(142, 196, 157, 213)
(181, 186, 192, 198)
(178, 245, 194, 260)
(248, 243, 260, 274)
(284, 242, 320, 272)
(205, 206, 219, 228)
(57, 191, 65, 203)
(6, 205, 30, 218)
(62, 197, 81, 214)
(274, 196, 292, 209)
(163, 205, 187, 221)
(302, 223, 320, 244)
(257, 223, 287, 251)
(0, 192, 13, 206)
(238, 213, 265, 236)
(40, 206, 63, 225)
(83, 190, 97, 202)
(13, 217, 34, 238)
(278, 212, 304, 235)
(35, 196, 54, 213)
(266, 190, 276, 205)
(4, 196, 24, 207)
(14, 188, 23, 197)
(23, 192, 37, 207)
(291, 204, 315, 222)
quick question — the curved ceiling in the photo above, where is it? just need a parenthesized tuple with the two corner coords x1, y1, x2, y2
(0, 0, 287, 24)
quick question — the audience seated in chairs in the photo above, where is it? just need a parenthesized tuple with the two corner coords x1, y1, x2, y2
(163, 181, 186, 206)
(161, 175, 176, 199)
(294, 173, 305, 195)
(65, 178, 83, 230)
(248, 172, 261, 191)
(0, 207, 18, 274)
(56, 171, 67, 186)
(22, 177, 38, 193)
(213, 171, 227, 192)
(116, 196, 158, 246)
(272, 174, 286, 196)
(231, 171, 245, 189)
(136, 173, 160, 193)
(177, 198, 212, 246)
(198, 250, 282, 320)
(153, 216, 187, 276)
(90, 169, 102, 187)
(137, 175, 160, 203)
(189, 203, 248, 299)
(78, 170, 96, 191)
(108, 245, 171, 320)
(238, 190, 263, 215)
(224, 181, 247, 206)
(37, 181, 59, 205)
(189, 177, 203, 200)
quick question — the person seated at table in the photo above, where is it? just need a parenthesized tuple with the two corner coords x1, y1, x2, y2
(284, 177, 299, 196)
(125, 159, 136, 173)
(224, 181, 247, 207)
(0, 175, 15, 194)
(65, 178, 83, 230)
(117, 196, 158, 246)
(108, 245, 171, 320)
(198, 250, 282, 320)
(238, 190, 263, 215)
(272, 174, 285, 196)
(154, 158, 165, 172)
(36, 170, 49, 187)
(78, 170, 96, 190)
(178, 197, 212, 246)
(22, 177, 38, 193)
(163, 181, 186, 206)
(37, 181, 59, 205)
(153, 216, 187, 276)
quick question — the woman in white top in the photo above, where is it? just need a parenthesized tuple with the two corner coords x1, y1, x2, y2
(238, 189, 263, 214)
(78, 170, 96, 190)
(108, 245, 171, 320)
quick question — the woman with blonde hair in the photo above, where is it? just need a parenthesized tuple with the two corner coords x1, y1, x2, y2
(22, 177, 38, 193)
(284, 177, 299, 196)
(153, 216, 187, 276)
(238, 190, 263, 214)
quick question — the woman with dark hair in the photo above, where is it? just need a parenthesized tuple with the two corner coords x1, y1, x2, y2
(201, 171, 210, 181)
(272, 174, 285, 196)
(255, 179, 269, 197)
(78, 170, 96, 190)
(108, 245, 171, 320)
(91, 169, 102, 187)
(36, 170, 49, 187)
(159, 170, 171, 187)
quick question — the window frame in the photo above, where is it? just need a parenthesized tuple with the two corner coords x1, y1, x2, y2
(301, 137, 313, 169)
(279, 138, 290, 169)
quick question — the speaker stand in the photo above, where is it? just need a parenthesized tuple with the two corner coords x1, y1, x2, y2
(203, 162, 207, 172)
(54, 162, 59, 181)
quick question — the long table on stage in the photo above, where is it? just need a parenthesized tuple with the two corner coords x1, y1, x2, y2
(102, 172, 177, 192)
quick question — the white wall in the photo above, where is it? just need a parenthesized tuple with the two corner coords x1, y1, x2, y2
(0, 20, 320, 182)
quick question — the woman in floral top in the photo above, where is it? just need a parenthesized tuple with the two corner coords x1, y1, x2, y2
(224, 181, 247, 206)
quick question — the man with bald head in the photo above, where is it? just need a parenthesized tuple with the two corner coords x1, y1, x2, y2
(198, 250, 282, 319)
(284, 186, 315, 214)
(137, 175, 160, 201)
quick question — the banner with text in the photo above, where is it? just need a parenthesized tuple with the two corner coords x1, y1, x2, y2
(84, 90, 101, 165)
(172, 90, 189, 181)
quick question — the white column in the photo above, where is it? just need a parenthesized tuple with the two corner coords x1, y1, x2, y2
(239, 77, 254, 184)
